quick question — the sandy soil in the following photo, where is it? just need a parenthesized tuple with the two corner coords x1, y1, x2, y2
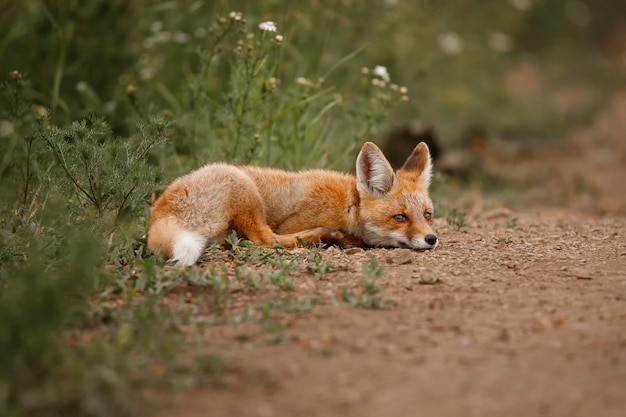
(154, 211, 625, 417)
(150, 94, 626, 417)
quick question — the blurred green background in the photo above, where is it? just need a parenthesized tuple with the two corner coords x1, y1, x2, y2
(2, 0, 625, 166)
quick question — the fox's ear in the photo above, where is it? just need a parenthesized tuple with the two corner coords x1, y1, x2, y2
(399, 142, 433, 189)
(356, 142, 395, 196)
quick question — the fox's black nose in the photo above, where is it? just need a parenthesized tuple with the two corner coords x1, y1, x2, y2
(425, 234, 438, 246)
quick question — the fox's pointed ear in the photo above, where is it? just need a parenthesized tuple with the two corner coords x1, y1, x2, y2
(399, 142, 433, 189)
(356, 142, 395, 196)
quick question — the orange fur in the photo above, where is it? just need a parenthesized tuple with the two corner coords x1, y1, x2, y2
(147, 142, 438, 266)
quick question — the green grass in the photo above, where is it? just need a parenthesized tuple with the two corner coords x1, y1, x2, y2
(506, 217, 518, 229)
(341, 257, 397, 309)
(446, 208, 467, 230)
(494, 237, 514, 245)
(306, 251, 337, 279)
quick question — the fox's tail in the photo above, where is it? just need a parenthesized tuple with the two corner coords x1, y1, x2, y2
(147, 217, 207, 266)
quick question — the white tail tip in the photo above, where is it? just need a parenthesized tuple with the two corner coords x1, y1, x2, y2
(171, 231, 207, 266)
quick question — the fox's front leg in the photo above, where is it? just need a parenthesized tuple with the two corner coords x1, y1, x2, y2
(231, 207, 342, 248)
(234, 213, 363, 249)
(283, 228, 367, 249)
(290, 227, 347, 247)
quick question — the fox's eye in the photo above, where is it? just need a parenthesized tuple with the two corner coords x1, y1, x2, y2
(393, 214, 408, 223)
(424, 211, 432, 221)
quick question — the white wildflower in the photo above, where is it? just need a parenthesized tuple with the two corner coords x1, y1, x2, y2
(229, 11, 242, 21)
(0, 120, 15, 138)
(139, 67, 155, 81)
(510, 0, 533, 11)
(268, 77, 280, 91)
(373, 65, 390, 82)
(75, 81, 88, 92)
(296, 77, 314, 88)
(259, 21, 277, 32)
(438, 32, 464, 55)
(33, 104, 48, 117)
(275, 34, 284, 43)
(371, 78, 381, 87)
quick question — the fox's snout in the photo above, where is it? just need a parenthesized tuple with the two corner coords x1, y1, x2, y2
(404, 233, 438, 250)
(424, 233, 438, 246)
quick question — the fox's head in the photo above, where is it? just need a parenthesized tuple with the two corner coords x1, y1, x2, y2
(355, 141, 438, 250)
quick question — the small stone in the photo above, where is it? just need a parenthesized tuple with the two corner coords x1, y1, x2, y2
(385, 249, 414, 265)
(569, 268, 593, 280)
(325, 246, 340, 255)
(498, 328, 510, 342)
(344, 247, 364, 255)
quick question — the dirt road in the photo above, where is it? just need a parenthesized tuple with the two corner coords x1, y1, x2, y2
(154, 210, 625, 417)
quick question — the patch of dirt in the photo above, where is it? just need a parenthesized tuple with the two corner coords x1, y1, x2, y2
(153, 212, 626, 417)
(150, 93, 626, 417)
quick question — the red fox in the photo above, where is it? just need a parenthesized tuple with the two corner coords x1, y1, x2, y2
(147, 142, 438, 266)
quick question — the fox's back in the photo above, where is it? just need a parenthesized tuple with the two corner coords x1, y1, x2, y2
(240, 166, 356, 230)
(153, 163, 355, 229)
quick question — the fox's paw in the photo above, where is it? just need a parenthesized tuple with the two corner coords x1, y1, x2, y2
(292, 227, 364, 248)
(314, 228, 365, 248)
(320, 228, 346, 246)
(294, 227, 342, 246)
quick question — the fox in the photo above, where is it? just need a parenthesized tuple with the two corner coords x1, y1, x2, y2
(147, 141, 438, 266)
